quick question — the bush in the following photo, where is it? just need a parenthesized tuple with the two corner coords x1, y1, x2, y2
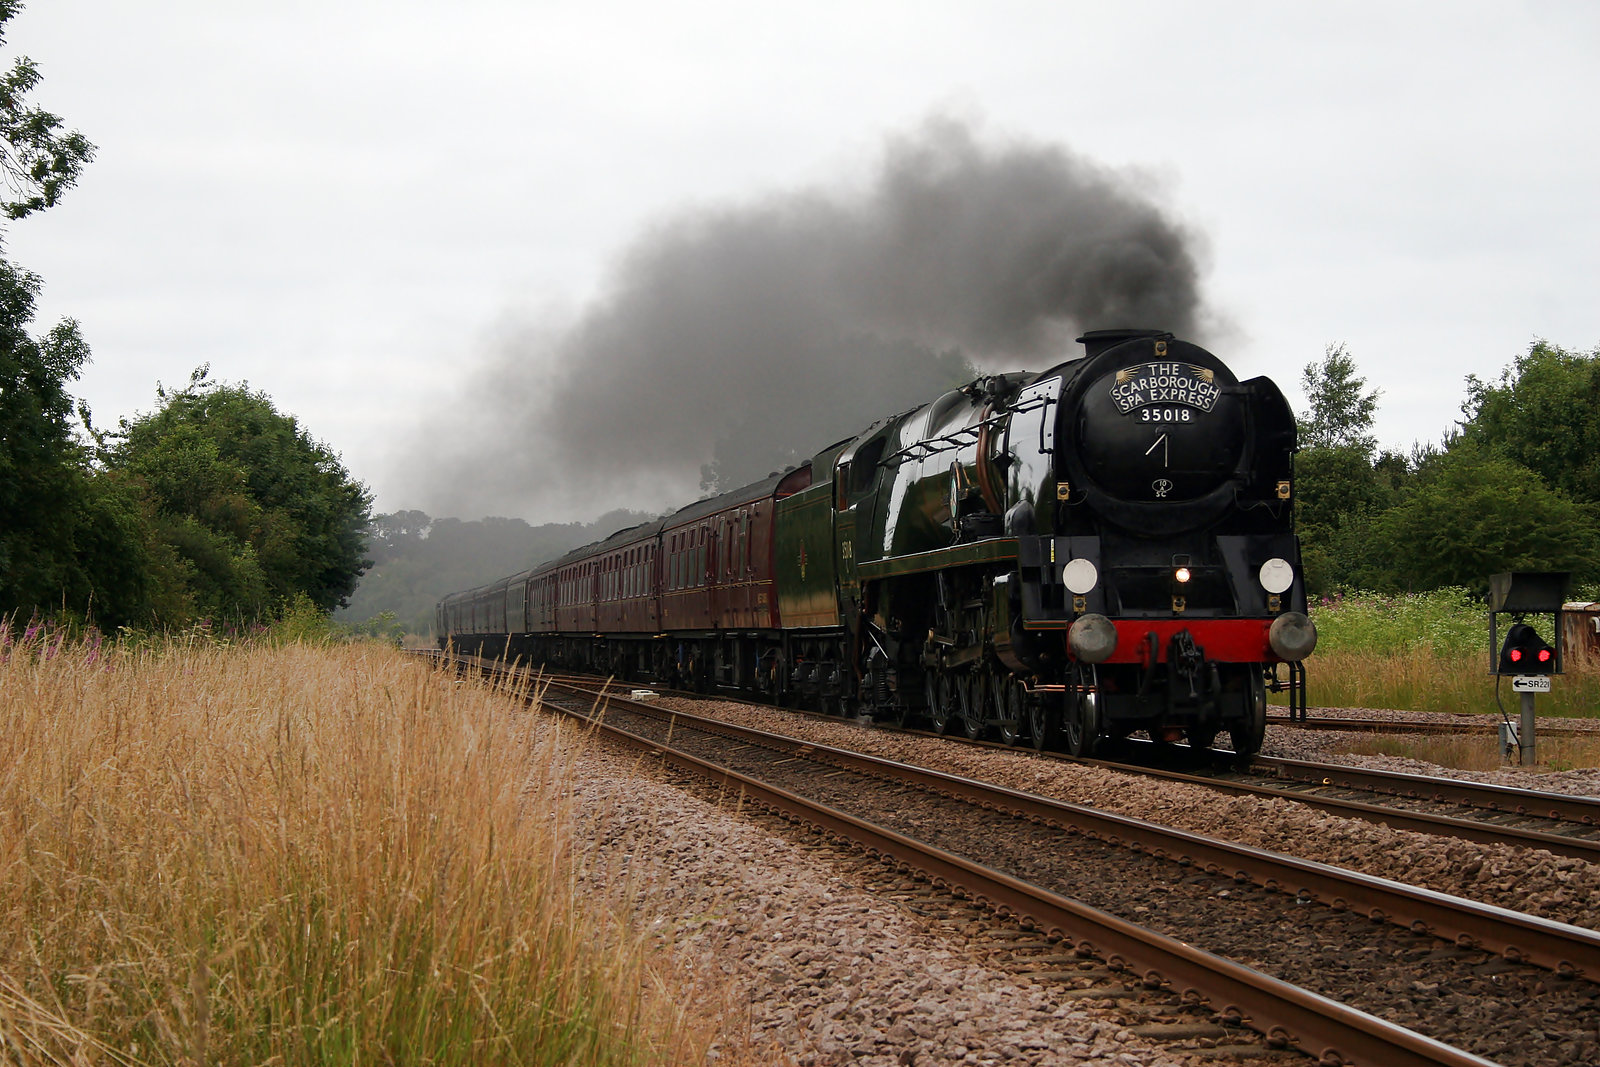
(1310, 587, 1487, 658)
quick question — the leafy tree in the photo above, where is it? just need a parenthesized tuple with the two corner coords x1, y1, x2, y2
(1374, 444, 1599, 590)
(1292, 445, 1398, 595)
(108, 370, 374, 617)
(0, 258, 92, 610)
(367, 509, 433, 565)
(1458, 340, 1600, 505)
(1300, 343, 1381, 454)
(0, 2, 123, 622)
(0, 3, 94, 223)
(1292, 345, 1404, 594)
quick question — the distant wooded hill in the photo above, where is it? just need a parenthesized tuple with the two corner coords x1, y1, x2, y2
(336, 509, 653, 636)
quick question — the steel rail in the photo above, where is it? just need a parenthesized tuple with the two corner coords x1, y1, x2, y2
(1081, 752, 1600, 864)
(537, 679, 1600, 980)
(579, 709, 1499, 1067)
(1250, 754, 1600, 826)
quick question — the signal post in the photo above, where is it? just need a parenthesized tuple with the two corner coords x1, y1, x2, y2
(1488, 572, 1567, 768)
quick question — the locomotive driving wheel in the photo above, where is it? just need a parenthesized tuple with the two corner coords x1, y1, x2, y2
(1064, 664, 1100, 758)
(995, 673, 1027, 746)
(928, 670, 959, 735)
(1028, 689, 1061, 751)
(958, 672, 987, 739)
(1231, 668, 1268, 758)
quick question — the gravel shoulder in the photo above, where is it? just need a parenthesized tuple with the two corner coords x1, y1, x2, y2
(566, 729, 1223, 1067)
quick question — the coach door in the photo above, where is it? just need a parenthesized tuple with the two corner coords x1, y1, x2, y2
(707, 520, 724, 627)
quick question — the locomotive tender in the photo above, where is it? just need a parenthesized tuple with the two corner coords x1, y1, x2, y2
(437, 329, 1315, 756)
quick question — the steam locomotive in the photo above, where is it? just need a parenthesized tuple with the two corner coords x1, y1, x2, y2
(437, 329, 1314, 756)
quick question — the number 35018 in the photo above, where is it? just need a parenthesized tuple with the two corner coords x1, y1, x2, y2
(1137, 407, 1192, 423)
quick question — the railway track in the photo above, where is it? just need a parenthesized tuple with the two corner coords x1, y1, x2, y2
(450, 657, 1597, 1065)
(529, 663, 1600, 863)
(1088, 744, 1600, 863)
(448, 657, 1600, 861)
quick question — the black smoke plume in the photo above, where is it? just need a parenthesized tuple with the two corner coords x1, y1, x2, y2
(410, 116, 1207, 522)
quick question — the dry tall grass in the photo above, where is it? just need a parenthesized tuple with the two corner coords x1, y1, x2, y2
(0, 631, 709, 1066)
(1295, 646, 1600, 720)
(1287, 589, 1600, 721)
(1333, 731, 1600, 773)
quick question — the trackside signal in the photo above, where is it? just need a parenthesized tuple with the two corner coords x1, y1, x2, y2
(1498, 622, 1556, 676)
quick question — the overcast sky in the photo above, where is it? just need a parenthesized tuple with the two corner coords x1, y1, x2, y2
(7, 1, 1598, 523)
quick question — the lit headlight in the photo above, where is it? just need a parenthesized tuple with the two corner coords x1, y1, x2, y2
(1062, 558, 1098, 595)
(1259, 558, 1294, 595)
(1174, 566, 1192, 584)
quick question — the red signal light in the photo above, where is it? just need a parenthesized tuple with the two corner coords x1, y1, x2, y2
(1498, 622, 1557, 675)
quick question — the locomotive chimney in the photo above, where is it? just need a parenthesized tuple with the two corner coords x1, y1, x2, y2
(1076, 329, 1173, 359)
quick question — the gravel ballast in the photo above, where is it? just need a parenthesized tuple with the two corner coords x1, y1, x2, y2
(566, 734, 1215, 1067)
